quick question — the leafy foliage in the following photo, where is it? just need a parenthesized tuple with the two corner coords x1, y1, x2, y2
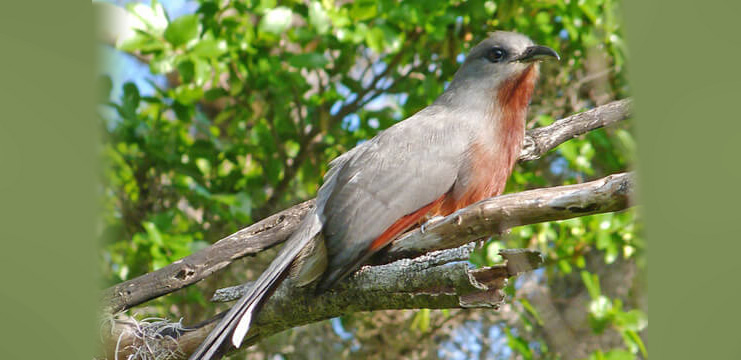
(99, 0, 644, 358)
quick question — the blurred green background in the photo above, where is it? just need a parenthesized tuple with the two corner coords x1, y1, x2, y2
(97, 0, 643, 359)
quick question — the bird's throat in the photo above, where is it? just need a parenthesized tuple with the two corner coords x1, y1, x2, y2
(429, 65, 539, 218)
(493, 64, 537, 177)
(470, 64, 537, 200)
(497, 64, 538, 117)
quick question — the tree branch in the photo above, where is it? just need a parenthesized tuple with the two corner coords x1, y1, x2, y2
(101, 200, 315, 314)
(105, 246, 542, 360)
(519, 98, 632, 161)
(330, 37, 415, 123)
(256, 126, 321, 218)
(384, 172, 634, 260)
(102, 99, 633, 314)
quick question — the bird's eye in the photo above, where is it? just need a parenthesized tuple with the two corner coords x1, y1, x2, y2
(486, 47, 506, 63)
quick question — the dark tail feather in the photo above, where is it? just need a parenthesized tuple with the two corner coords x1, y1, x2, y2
(189, 212, 323, 360)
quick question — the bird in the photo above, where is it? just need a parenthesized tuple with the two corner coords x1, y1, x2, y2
(190, 31, 559, 360)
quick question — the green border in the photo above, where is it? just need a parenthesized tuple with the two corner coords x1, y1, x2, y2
(624, 1, 741, 359)
(0, 1, 96, 359)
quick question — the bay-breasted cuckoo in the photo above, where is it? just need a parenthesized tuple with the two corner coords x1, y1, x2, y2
(191, 31, 559, 359)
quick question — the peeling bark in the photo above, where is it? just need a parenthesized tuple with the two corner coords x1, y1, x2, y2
(105, 246, 542, 360)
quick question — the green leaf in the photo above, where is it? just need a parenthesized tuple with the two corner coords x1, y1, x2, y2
(192, 38, 228, 58)
(211, 193, 236, 205)
(255, 0, 278, 14)
(204, 88, 228, 101)
(624, 330, 648, 358)
(259, 7, 293, 35)
(195, 158, 211, 175)
(230, 192, 252, 219)
(520, 298, 544, 325)
(179, 58, 212, 86)
(309, 2, 331, 34)
(504, 327, 534, 360)
(602, 349, 635, 360)
(411, 308, 430, 332)
(177, 59, 195, 83)
(536, 114, 555, 126)
(535, 12, 554, 33)
(143, 222, 164, 247)
(194, 59, 211, 86)
(173, 84, 204, 105)
(126, 1, 168, 34)
(288, 53, 329, 69)
(486, 242, 503, 264)
(614, 309, 648, 332)
(117, 31, 165, 53)
(150, 53, 177, 74)
(596, 230, 611, 250)
(616, 129, 637, 159)
(121, 82, 140, 118)
(350, 0, 377, 21)
(365, 25, 402, 53)
(557, 258, 573, 274)
(165, 14, 200, 47)
(581, 270, 602, 299)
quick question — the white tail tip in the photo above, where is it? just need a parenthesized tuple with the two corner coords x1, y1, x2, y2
(231, 302, 258, 348)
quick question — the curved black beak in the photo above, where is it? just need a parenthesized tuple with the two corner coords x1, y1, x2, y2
(514, 45, 560, 62)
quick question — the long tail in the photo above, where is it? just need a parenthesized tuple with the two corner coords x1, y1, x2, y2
(189, 211, 323, 360)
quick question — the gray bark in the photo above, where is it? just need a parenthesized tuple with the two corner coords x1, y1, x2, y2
(106, 246, 542, 360)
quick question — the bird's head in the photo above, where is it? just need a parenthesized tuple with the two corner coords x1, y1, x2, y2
(443, 31, 559, 106)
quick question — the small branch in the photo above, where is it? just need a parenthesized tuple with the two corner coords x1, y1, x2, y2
(330, 35, 415, 122)
(264, 108, 288, 166)
(257, 34, 421, 216)
(101, 99, 632, 314)
(257, 126, 321, 217)
(519, 98, 632, 161)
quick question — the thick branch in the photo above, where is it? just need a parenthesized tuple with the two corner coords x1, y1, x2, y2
(101, 200, 314, 314)
(105, 246, 542, 360)
(384, 172, 634, 260)
(102, 99, 632, 313)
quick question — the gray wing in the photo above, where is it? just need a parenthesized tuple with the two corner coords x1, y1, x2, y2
(316, 105, 471, 289)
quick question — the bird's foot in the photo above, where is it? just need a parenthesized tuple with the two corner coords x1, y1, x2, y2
(420, 216, 446, 234)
